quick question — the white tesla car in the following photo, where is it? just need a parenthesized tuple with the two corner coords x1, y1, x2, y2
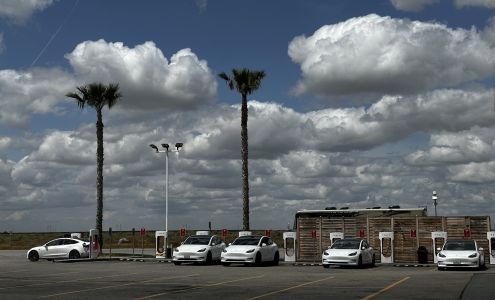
(221, 235, 279, 266)
(27, 238, 89, 261)
(173, 235, 225, 265)
(322, 238, 375, 268)
(437, 239, 485, 270)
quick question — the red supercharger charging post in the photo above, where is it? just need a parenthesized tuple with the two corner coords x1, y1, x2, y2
(89, 229, 100, 259)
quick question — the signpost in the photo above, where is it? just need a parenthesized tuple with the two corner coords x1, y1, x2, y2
(180, 228, 186, 237)
(410, 229, 417, 238)
(109, 227, 112, 259)
(140, 228, 145, 257)
(311, 230, 317, 262)
(132, 228, 135, 256)
(464, 228, 471, 239)
(359, 229, 365, 238)
(265, 229, 272, 237)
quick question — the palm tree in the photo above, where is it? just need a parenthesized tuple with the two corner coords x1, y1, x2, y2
(218, 68, 266, 231)
(66, 82, 122, 251)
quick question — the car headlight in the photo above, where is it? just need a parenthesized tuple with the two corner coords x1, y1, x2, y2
(438, 252, 446, 258)
(323, 251, 329, 255)
(222, 249, 227, 253)
(246, 249, 255, 253)
(468, 253, 477, 258)
(348, 251, 357, 256)
(197, 248, 206, 252)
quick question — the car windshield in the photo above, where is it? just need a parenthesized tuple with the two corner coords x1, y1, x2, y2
(232, 236, 260, 246)
(331, 240, 360, 249)
(183, 236, 211, 245)
(443, 240, 476, 251)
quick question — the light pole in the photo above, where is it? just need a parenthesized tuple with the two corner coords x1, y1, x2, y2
(432, 191, 438, 216)
(150, 142, 183, 258)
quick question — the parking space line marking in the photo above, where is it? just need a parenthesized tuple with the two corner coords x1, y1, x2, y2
(0, 271, 144, 290)
(361, 276, 410, 300)
(134, 275, 265, 300)
(37, 273, 199, 298)
(247, 276, 334, 300)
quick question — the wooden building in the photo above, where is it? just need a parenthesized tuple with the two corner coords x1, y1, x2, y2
(295, 208, 491, 263)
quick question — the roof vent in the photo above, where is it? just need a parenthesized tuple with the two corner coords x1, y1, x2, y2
(340, 207, 349, 210)
(388, 205, 401, 209)
(325, 207, 337, 210)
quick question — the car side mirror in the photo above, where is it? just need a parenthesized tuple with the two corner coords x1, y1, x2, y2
(181, 242, 184, 245)
(361, 246, 366, 250)
(211, 242, 216, 246)
(479, 247, 484, 251)
(436, 247, 441, 251)
(229, 243, 232, 246)
(262, 243, 267, 247)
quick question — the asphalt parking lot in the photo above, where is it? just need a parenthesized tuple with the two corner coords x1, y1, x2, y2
(1, 250, 494, 299)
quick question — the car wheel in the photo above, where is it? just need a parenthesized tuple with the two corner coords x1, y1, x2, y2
(437, 266, 443, 271)
(205, 252, 212, 265)
(69, 250, 80, 260)
(28, 250, 39, 262)
(221, 262, 231, 266)
(323, 264, 330, 269)
(357, 255, 363, 268)
(173, 261, 182, 265)
(255, 252, 262, 266)
(272, 251, 279, 266)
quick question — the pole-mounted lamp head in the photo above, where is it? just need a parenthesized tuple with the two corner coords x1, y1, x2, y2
(175, 143, 183, 151)
(161, 144, 169, 150)
(149, 144, 159, 152)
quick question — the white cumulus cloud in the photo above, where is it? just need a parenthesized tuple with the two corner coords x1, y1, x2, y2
(0, 68, 76, 127)
(0, 0, 55, 23)
(66, 40, 217, 111)
(288, 14, 495, 97)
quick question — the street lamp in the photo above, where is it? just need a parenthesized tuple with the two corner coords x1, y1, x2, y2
(432, 191, 438, 216)
(149, 142, 183, 258)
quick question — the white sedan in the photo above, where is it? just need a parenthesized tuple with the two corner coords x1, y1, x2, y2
(173, 235, 225, 265)
(437, 239, 485, 270)
(221, 235, 279, 266)
(27, 238, 89, 261)
(322, 238, 375, 268)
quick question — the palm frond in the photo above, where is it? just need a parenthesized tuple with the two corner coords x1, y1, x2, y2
(66, 82, 123, 111)
(218, 72, 234, 90)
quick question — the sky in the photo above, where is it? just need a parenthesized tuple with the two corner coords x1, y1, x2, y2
(1, 0, 495, 232)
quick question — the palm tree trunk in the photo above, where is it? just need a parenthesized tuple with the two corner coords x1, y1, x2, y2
(96, 109, 104, 252)
(241, 94, 249, 231)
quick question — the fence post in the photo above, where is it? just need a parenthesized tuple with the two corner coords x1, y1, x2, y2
(109, 227, 112, 260)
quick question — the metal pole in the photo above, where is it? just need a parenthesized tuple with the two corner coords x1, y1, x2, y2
(432, 191, 438, 217)
(165, 149, 169, 258)
(109, 227, 112, 260)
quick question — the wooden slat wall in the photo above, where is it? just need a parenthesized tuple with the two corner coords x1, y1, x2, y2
(393, 218, 417, 263)
(320, 217, 346, 249)
(471, 217, 490, 251)
(417, 217, 443, 263)
(296, 217, 319, 262)
(296, 215, 491, 263)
